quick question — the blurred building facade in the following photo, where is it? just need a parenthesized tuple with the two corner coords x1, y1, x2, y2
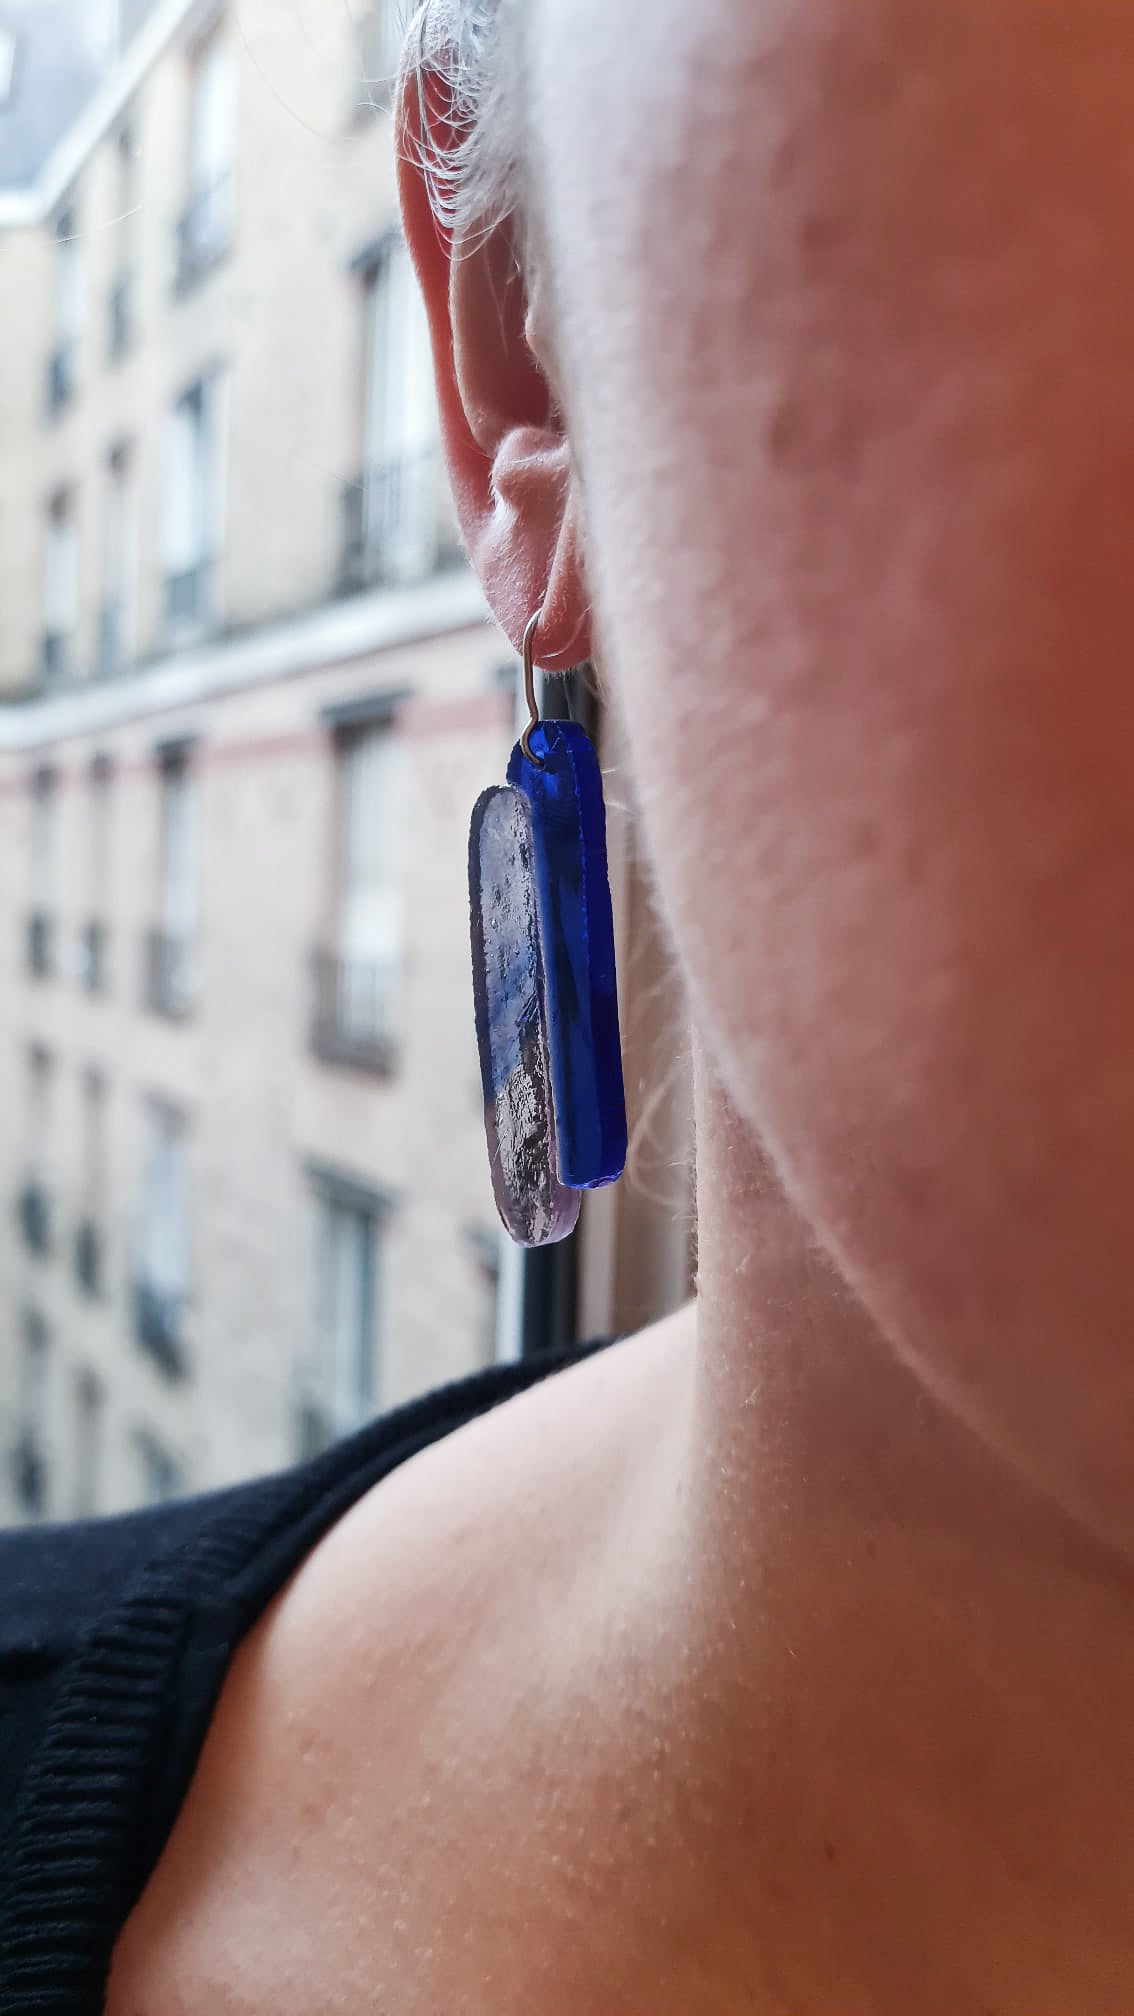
(0, 0, 517, 1522)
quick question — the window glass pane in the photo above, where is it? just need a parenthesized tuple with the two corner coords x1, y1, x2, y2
(160, 760, 197, 933)
(30, 777, 55, 903)
(73, 1370, 104, 1517)
(57, 223, 83, 345)
(165, 393, 204, 572)
(338, 728, 405, 967)
(141, 1105, 188, 1295)
(362, 243, 437, 576)
(105, 454, 135, 623)
(89, 766, 111, 903)
(116, 126, 139, 261)
(386, 238, 436, 456)
(364, 242, 436, 465)
(316, 1192, 378, 1434)
(20, 1318, 49, 1422)
(135, 1431, 184, 1505)
(83, 1074, 107, 1198)
(27, 1050, 52, 1162)
(44, 506, 78, 634)
(191, 33, 234, 192)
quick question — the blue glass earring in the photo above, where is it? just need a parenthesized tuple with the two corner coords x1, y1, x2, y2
(469, 609, 628, 1247)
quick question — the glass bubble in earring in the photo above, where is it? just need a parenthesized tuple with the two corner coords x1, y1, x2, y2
(469, 610, 627, 1247)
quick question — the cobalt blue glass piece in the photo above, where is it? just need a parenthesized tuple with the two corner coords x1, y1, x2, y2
(469, 783, 581, 1248)
(508, 719, 627, 1191)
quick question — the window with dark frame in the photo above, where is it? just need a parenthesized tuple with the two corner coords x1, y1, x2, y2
(134, 1427, 185, 1506)
(11, 1310, 50, 1520)
(297, 1170, 388, 1458)
(42, 489, 78, 685)
(81, 754, 113, 993)
(466, 1225, 503, 1370)
(163, 376, 224, 634)
(47, 207, 83, 417)
(340, 235, 451, 592)
(0, 30, 17, 110)
(311, 714, 406, 1073)
(19, 1046, 54, 1257)
(144, 745, 197, 1019)
(175, 26, 235, 294)
(26, 766, 56, 976)
(134, 1097, 191, 1380)
(72, 1366, 105, 1518)
(108, 124, 139, 361)
(99, 443, 136, 676)
(75, 1067, 108, 1299)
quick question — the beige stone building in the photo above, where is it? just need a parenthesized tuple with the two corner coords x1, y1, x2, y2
(0, 0, 692, 1526)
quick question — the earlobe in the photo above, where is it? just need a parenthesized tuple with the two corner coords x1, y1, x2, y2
(396, 71, 591, 667)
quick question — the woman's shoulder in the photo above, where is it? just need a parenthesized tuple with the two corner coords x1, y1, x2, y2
(107, 1317, 693, 2015)
(0, 1336, 621, 2015)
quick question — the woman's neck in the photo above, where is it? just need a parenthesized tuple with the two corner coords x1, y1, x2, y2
(678, 1043, 1134, 2010)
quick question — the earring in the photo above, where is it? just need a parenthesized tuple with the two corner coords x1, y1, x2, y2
(469, 608, 627, 1247)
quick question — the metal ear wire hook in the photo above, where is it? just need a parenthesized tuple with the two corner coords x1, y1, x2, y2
(520, 608, 546, 766)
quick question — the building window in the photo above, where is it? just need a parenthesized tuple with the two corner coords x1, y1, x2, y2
(108, 125, 139, 361)
(26, 767, 56, 976)
(134, 1099, 191, 1380)
(10, 1312, 50, 1521)
(42, 490, 78, 685)
(175, 26, 235, 293)
(80, 755, 113, 993)
(18, 1047, 53, 1257)
(297, 1174, 387, 1457)
(144, 746, 197, 1018)
(164, 377, 225, 635)
(99, 444, 136, 676)
(312, 720, 406, 1071)
(466, 1225, 502, 1369)
(46, 207, 83, 416)
(0, 30, 17, 109)
(72, 1367, 105, 1518)
(75, 1068, 108, 1299)
(134, 1428, 185, 1506)
(340, 237, 449, 592)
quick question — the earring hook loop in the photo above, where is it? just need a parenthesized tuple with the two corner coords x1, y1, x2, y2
(520, 607, 546, 766)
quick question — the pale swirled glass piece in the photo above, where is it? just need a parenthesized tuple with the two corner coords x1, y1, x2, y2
(468, 783, 580, 1248)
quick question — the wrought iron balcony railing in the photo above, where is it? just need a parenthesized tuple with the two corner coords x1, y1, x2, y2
(133, 1277, 190, 1381)
(75, 1217, 103, 1298)
(41, 630, 70, 687)
(79, 918, 109, 994)
(164, 560, 213, 634)
(97, 600, 125, 678)
(174, 174, 233, 294)
(143, 927, 194, 1020)
(10, 1432, 47, 1518)
(108, 273, 133, 361)
(338, 448, 461, 594)
(310, 950, 397, 1074)
(17, 1181, 51, 1256)
(294, 1392, 336, 1463)
(26, 909, 54, 979)
(46, 342, 77, 417)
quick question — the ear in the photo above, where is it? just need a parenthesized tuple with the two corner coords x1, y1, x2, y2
(396, 68, 591, 670)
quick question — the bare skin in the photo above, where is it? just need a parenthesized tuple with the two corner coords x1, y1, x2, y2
(111, 2, 1134, 2006)
(110, 1055, 1134, 2015)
